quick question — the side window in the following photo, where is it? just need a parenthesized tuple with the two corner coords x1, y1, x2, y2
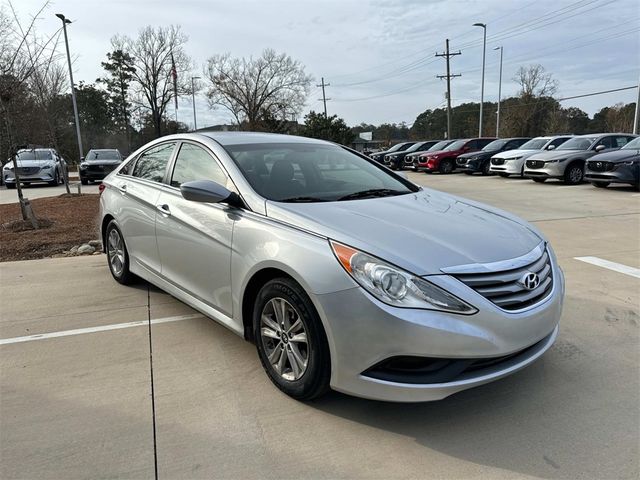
(614, 136, 630, 148)
(170, 143, 227, 188)
(467, 140, 479, 150)
(506, 140, 520, 149)
(550, 137, 567, 147)
(594, 137, 614, 149)
(132, 143, 176, 182)
(478, 139, 492, 149)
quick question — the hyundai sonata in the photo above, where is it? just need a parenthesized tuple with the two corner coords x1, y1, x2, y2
(99, 132, 564, 402)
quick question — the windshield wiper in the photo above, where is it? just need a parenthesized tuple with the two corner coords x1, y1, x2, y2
(279, 196, 329, 203)
(338, 188, 406, 201)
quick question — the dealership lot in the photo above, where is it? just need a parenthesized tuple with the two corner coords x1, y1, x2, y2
(1, 173, 638, 479)
(0, 182, 100, 204)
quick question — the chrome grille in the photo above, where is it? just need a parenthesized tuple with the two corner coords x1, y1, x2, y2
(454, 248, 553, 311)
(17, 167, 40, 175)
(491, 158, 505, 165)
(526, 160, 545, 169)
(586, 160, 614, 172)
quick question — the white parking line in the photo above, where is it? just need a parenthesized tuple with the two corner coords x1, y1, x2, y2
(574, 256, 640, 279)
(0, 313, 203, 346)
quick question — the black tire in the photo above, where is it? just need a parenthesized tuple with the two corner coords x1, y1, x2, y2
(48, 170, 60, 186)
(481, 161, 492, 176)
(81, 178, 88, 185)
(439, 158, 454, 174)
(6, 183, 16, 189)
(564, 162, 584, 185)
(591, 181, 610, 188)
(105, 221, 136, 285)
(499, 173, 510, 178)
(253, 277, 331, 400)
(532, 178, 546, 183)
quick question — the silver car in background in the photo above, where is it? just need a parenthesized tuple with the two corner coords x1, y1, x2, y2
(2, 148, 66, 188)
(99, 132, 564, 402)
(489, 135, 573, 177)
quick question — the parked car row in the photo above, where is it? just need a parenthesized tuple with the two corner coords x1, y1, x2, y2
(2, 147, 124, 188)
(370, 133, 639, 190)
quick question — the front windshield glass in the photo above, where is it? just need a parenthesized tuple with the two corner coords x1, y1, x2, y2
(385, 143, 405, 153)
(87, 149, 120, 160)
(428, 140, 452, 151)
(226, 143, 418, 202)
(622, 137, 640, 149)
(558, 137, 596, 150)
(17, 150, 52, 160)
(443, 140, 466, 151)
(482, 139, 507, 151)
(405, 142, 427, 153)
(519, 138, 548, 150)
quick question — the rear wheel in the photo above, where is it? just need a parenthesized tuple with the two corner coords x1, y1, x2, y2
(564, 163, 584, 185)
(439, 158, 454, 174)
(106, 221, 136, 285)
(532, 178, 546, 183)
(254, 278, 331, 400)
(481, 161, 492, 176)
(591, 181, 610, 188)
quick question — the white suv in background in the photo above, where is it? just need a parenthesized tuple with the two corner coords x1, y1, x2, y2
(489, 136, 573, 177)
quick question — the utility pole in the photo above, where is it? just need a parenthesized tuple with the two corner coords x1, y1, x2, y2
(633, 75, 640, 134)
(494, 46, 503, 137)
(473, 23, 487, 137)
(436, 39, 461, 140)
(317, 77, 330, 118)
(191, 76, 201, 131)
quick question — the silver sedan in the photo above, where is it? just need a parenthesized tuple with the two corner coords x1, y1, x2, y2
(99, 132, 564, 402)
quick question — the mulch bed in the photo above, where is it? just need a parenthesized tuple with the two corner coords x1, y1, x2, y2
(0, 194, 100, 262)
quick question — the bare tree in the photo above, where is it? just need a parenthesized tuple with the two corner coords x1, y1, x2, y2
(112, 25, 191, 137)
(204, 49, 312, 130)
(514, 64, 558, 99)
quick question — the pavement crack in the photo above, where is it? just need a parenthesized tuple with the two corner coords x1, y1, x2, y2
(146, 283, 159, 480)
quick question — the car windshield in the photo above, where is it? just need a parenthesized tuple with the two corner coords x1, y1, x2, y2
(622, 137, 640, 149)
(17, 150, 52, 160)
(405, 142, 428, 152)
(87, 149, 120, 160)
(558, 137, 596, 150)
(482, 139, 507, 151)
(226, 142, 418, 202)
(519, 138, 548, 150)
(385, 143, 406, 153)
(443, 140, 467, 151)
(428, 140, 452, 151)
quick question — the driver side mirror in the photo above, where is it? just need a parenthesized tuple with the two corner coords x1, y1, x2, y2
(546, 144, 556, 151)
(594, 144, 606, 152)
(180, 180, 242, 207)
(80, 156, 85, 161)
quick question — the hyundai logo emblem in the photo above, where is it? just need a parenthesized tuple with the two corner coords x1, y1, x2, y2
(519, 272, 540, 291)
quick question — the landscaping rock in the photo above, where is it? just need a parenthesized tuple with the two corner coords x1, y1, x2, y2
(70, 245, 79, 254)
(92, 251, 102, 255)
(88, 240, 102, 248)
(77, 244, 95, 255)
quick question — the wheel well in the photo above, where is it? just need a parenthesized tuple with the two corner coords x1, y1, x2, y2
(100, 214, 114, 253)
(241, 268, 294, 342)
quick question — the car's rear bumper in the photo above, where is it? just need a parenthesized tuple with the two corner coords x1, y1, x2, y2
(314, 262, 564, 402)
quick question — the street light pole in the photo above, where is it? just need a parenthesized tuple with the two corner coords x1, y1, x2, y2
(494, 46, 503, 137)
(473, 23, 487, 138)
(56, 13, 82, 193)
(191, 76, 200, 131)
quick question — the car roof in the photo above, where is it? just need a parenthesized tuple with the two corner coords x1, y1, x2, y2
(197, 131, 331, 147)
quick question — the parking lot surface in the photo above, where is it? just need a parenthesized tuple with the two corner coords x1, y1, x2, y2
(1, 173, 638, 479)
(0, 182, 100, 204)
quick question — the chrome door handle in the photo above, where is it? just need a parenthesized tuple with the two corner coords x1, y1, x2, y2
(117, 184, 127, 194)
(156, 204, 171, 216)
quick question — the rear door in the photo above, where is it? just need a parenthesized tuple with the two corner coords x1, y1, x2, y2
(155, 141, 236, 316)
(116, 141, 177, 274)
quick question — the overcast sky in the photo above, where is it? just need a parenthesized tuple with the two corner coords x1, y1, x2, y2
(12, 0, 640, 129)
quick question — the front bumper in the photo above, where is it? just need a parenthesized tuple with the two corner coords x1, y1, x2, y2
(490, 158, 525, 174)
(585, 164, 639, 186)
(314, 262, 564, 402)
(457, 159, 482, 172)
(523, 161, 567, 179)
(3, 170, 55, 184)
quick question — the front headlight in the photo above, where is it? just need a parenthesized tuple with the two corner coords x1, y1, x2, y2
(623, 159, 639, 166)
(330, 241, 477, 314)
(506, 155, 523, 161)
(80, 162, 88, 169)
(2, 164, 12, 171)
(547, 158, 566, 163)
(41, 163, 53, 170)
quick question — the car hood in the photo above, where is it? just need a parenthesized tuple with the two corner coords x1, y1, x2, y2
(458, 150, 497, 160)
(83, 159, 121, 165)
(492, 149, 539, 159)
(13, 159, 55, 167)
(588, 149, 640, 163)
(266, 189, 542, 275)
(528, 149, 595, 161)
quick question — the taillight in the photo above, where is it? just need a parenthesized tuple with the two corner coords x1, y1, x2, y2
(98, 183, 106, 194)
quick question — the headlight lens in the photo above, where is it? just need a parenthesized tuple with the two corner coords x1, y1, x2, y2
(80, 163, 88, 169)
(506, 155, 523, 161)
(623, 159, 638, 166)
(2, 164, 12, 171)
(330, 241, 477, 314)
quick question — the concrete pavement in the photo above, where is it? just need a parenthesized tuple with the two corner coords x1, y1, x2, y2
(1, 172, 638, 479)
(0, 183, 100, 204)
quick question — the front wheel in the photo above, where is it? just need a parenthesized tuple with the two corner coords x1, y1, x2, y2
(48, 170, 60, 186)
(564, 163, 584, 185)
(439, 159, 454, 174)
(254, 278, 331, 400)
(105, 221, 136, 285)
(591, 181, 609, 188)
(481, 161, 492, 176)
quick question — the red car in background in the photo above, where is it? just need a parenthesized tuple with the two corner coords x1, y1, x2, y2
(415, 138, 496, 174)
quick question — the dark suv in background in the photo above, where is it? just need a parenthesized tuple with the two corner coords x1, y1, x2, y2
(416, 138, 496, 174)
(457, 137, 531, 175)
(369, 142, 415, 163)
(384, 140, 441, 170)
(584, 136, 640, 190)
(80, 149, 123, 184)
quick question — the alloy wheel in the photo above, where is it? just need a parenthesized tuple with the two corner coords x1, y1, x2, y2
(568, 166, 583, 184)
(107, 228, 125, 277)
(260, 297, 309, 381)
